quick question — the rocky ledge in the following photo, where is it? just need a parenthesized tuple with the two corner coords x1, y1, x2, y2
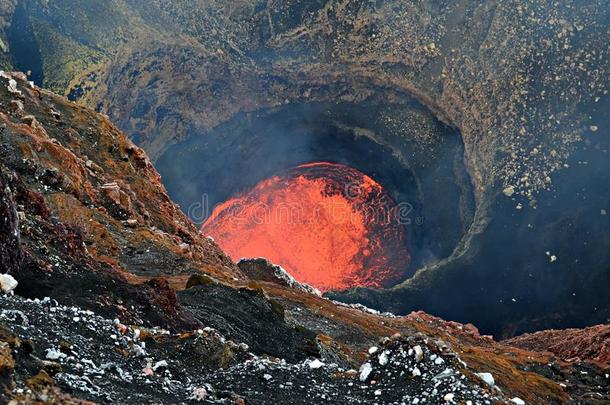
(504, 324, 610, 365)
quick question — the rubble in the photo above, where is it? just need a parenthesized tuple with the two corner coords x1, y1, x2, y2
(5, 291, 571, 404)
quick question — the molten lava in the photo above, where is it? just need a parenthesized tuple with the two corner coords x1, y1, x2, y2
(202, 162, 410, 291)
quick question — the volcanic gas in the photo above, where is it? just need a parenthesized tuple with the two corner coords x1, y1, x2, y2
(201, 162, 410, 292)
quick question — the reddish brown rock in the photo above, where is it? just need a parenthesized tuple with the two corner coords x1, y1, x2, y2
(504, 324, 610, 366)
(405, 311, 494, 346)
(0, 71, 241, 284)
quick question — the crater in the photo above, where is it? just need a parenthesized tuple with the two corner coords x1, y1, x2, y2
(156, 97, 475, 289)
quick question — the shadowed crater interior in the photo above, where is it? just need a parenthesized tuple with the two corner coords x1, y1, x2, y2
(156, 97, 475, 291)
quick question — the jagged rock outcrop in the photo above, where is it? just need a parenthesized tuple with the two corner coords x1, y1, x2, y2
(504, 324, 610, 365)
(0, 169, 21, 273)
(238, 258, 321, 296)
(0, 71, 239, 280)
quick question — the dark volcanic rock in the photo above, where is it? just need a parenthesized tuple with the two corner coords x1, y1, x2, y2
(238, 258, 297, 287)
(0, 293, 249, 404)
(0, 294, 507, 405)
(0, 71, 242, 327)
(0, 169, 21, 273)
(178, 281, 319, 363)
(237, 258, 321, 295)
(205, 334, 504, 405)
(0, 71, 240, 283)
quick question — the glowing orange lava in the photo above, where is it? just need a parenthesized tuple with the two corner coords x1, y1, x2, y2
(202, 162, 410, 292)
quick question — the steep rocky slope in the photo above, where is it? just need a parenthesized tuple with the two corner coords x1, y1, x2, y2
(0, 72, 609, 404)
(504, 324, 610, 366)
(0, 70, 241, 329)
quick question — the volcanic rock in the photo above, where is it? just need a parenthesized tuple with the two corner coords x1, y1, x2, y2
(237, 258, 320, 296)
(0, 71, 240, 284)
(0, 169, 21, 273)
(177, 281, 319, 363)
(504, 324, 610, 365)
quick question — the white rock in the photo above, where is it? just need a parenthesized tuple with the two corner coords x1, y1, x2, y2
(412, 367, 421, 377)
(503, 185, 516, 197)
(359, 362, 373, 382)
(511, 398, 526, 405)
(152, 360, 168, 371)
(308, 359, 324, 369)
(378, 350, 389, 366)
(45, 348, 65, 360)
(368, 346, 378, 354)
(133, 344, 146, 357)
(374, 389, 382, 396)
(263, 373, 272, 381)
(7, 79, 21, 95)
(413, 345, 424, 362)
(444, 392, 455, 402)
(189, 387, 207, 402)
(475, 372, 495, 387)
(0, 274, 18, 294)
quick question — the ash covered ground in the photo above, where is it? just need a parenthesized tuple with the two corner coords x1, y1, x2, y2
(0, 293, 508, 404)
